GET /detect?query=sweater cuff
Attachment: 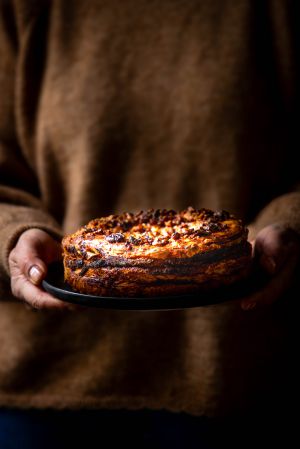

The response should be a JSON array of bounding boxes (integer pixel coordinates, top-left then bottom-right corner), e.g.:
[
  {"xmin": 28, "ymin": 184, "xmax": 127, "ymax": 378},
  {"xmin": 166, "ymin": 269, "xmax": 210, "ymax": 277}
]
[
  {"xmin": 248, "ymin": 192, "xmax": 300, "ymax": 241},
  {"xmin": 1, "ymin": 221, "xmax": 62, "ymax": 277}
]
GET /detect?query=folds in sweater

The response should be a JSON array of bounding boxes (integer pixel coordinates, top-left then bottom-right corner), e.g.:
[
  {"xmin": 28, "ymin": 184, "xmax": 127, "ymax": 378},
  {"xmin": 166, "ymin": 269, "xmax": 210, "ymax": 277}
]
[{"xmin": 0, "ymin": 0, "xmax": 299, "ymax": 415}]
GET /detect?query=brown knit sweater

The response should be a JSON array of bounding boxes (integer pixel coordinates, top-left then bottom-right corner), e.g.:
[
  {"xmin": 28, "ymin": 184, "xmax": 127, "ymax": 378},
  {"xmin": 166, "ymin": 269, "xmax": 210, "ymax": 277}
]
[{"xmin": 0, "ymin": 0, "xmax": 299, "ymax": 416}]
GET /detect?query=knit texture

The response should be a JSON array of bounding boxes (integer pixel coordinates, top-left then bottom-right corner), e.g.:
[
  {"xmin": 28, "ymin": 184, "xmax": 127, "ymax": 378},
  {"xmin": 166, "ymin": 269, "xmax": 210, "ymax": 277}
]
[{"xmin": 0, "ymin": 0, "xmax": 299, "ymax": 415}]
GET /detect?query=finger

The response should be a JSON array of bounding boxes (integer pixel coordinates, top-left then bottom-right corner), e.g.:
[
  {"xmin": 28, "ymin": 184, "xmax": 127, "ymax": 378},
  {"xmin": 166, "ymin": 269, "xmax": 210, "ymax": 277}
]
[
  {"xmin": 14, "ymin": 228, "xmax": 62, "ymax": 263},
  {"xmin": 254, "ymin": 226, "xmax": 300, "ymax": 275},
  {"xmin": 9, "ymin": 230, "xmax": 62, "ymax": 286},
  {"xmin": 9, "ymin": 247, "xmax": 47, "ymax": 286},
  {"xmin": 7, "ymin": 230, "xmax": 78, "ymax": 311},
  {"xmin": 33, "ymin": 233, "xmax": 62, "ymax": 263},
  {"xmin": 12, "ymin": 274, "xmax": 80, "ymax": 311},
  {"xmin": 241, "ymin": 251, "xmax": 299, "ymax": 311}
]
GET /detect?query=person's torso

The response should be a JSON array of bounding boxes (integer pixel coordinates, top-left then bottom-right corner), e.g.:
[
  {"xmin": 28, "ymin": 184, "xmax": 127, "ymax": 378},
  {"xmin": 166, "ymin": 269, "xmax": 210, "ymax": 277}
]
[{"xmin": 15, "ymin": 0, "xmax": 296, "ymax": 233}]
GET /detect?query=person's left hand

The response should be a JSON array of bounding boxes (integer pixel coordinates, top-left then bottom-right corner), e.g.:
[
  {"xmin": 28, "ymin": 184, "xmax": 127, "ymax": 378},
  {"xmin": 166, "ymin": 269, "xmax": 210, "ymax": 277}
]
[{"xmin": 241, "ymin": 224, "xmax": 300, "ymax": 311}]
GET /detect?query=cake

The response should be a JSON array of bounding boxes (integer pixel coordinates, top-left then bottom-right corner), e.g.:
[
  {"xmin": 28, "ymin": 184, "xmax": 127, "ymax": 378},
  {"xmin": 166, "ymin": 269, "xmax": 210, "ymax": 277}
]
[{"xmin": 62, "ymin": 207, "xmax": 252, "ymax": 297}]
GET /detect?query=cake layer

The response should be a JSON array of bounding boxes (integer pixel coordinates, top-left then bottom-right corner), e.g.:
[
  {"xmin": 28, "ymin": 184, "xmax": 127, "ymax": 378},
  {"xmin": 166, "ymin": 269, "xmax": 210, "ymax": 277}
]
[{"xmin": 62, "ymin": 207, "xmax": 252, "ymax": 297}]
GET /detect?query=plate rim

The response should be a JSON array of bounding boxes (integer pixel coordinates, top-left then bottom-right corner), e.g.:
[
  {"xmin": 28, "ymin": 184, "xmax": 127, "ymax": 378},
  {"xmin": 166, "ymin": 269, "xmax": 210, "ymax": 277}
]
[{"xmin": 42, "ymin": 262, "xmax": 260, "ymax": 311}]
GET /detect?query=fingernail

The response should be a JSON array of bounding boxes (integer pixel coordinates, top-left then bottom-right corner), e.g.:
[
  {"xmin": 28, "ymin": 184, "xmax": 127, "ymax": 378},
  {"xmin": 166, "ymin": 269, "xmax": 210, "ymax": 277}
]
[
  {"xmin": 28, "ymin": 265, "xmax": 43, "ymax": 285},
  {"xmin": 242, "ymin": 301, "xmax": 257, "ymax": 311}
]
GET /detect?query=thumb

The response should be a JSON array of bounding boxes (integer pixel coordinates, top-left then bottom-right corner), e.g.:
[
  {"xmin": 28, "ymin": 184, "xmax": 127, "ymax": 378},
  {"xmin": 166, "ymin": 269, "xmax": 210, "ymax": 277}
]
[{"xmin": 10, "ymin": 228, "xmax": 61, "ymax": 286}]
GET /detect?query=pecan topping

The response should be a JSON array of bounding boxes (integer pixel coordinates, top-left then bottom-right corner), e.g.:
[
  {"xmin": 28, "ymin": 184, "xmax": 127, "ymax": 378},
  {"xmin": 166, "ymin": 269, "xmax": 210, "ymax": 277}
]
[
  {"xmin": 157, "ymin": 238, "xmax": 168, "ymax": 246},
  {"xmin": 145, "ymin": 235, "xmax": 154, "ymax": 244},
  {"xmin": 125, "ymin": 242, "xmax": 133, "ymax": 250},
  {"xmin": 212, "ymin": 210, "xmax": 230, "ymax": 221},
  {"xmin": 203, "ymin": 222, "xmax": 223, "ymax": 232},
  {"xmin": 128, "ymin": 236, "xmax": 141, "ymax": 245},
  {"xmin": 106, "ymin": 233, "xmax": 125, "ymax": 243},
  {"xmin": 120, "ymin": 221, "xmax": 132, "ymax": 231}
]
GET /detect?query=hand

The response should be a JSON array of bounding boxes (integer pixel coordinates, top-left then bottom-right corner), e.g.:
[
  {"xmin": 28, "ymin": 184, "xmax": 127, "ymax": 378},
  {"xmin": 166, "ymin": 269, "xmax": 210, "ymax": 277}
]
[
  {"xmin": 241, "ymin": 224, "xmax": 300, "ymax": 311},
  {"xmin": 8, "ymin": 228, "xmax": 76, "ymax": 310}
]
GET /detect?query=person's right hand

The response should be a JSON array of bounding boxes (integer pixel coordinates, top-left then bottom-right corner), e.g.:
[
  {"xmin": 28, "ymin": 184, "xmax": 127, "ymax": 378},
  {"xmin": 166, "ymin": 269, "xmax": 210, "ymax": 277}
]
[{"xmin": 8, "ymin": 228, "xmax": 76, "ymax": 310}]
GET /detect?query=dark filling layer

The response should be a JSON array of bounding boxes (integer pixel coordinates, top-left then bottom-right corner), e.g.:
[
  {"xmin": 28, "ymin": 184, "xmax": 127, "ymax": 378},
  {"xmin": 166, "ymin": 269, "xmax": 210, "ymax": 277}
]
[{"xmin": 66, "ymin": 241, "xmax": 251, "ymax": 276}]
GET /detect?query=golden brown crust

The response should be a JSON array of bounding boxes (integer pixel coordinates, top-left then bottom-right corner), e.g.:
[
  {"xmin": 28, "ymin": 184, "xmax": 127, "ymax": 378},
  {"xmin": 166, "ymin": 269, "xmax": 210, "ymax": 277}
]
[{"xmin": 62, "ymin": 207, "xmax": 252, "ymax": 297}]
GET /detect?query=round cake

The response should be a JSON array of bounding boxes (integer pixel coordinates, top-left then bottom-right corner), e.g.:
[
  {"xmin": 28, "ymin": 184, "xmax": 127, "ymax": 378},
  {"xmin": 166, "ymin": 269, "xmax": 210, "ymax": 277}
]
[{"xmin": 62, "ymin": 207, "xmax": 252, "ymax": 297}]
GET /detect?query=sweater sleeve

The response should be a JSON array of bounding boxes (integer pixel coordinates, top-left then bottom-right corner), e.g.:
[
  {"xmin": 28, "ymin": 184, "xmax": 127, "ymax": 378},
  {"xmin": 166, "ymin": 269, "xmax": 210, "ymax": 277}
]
[
  {"xmin": 0, "ymin": 2, "xmax": 62, "ymax": 283},
  {"xmin": 248, "ymin": 192, "xmax": 300, "ymax": 241}
]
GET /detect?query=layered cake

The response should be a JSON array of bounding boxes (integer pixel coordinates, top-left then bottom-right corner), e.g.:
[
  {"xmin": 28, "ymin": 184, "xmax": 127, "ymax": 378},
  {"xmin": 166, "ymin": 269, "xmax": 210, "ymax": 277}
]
[{"xmin": 62, "ymin": 207, "xmax": 252, "ymax": 297}]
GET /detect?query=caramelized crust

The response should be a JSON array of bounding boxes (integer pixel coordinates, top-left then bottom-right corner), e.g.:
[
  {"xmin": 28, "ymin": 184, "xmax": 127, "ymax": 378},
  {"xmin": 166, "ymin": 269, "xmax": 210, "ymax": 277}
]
[{"xmin": 62, "ymin": 207, "xmax": 252, "ymax": 297}]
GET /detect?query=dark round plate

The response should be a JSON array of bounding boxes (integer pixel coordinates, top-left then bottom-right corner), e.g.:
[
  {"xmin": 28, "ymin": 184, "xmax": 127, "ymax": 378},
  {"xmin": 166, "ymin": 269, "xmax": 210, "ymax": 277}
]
[{"xmin": 42, "ymin": 262, "xmax": 265, "ymax": 311}]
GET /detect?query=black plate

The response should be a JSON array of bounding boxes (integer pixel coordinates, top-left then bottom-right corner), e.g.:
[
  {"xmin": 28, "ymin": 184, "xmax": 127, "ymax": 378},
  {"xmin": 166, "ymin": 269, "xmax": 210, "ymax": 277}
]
[{"xmin": 42, "ymin": 262, "xmax": 264, "ymax": 311}]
